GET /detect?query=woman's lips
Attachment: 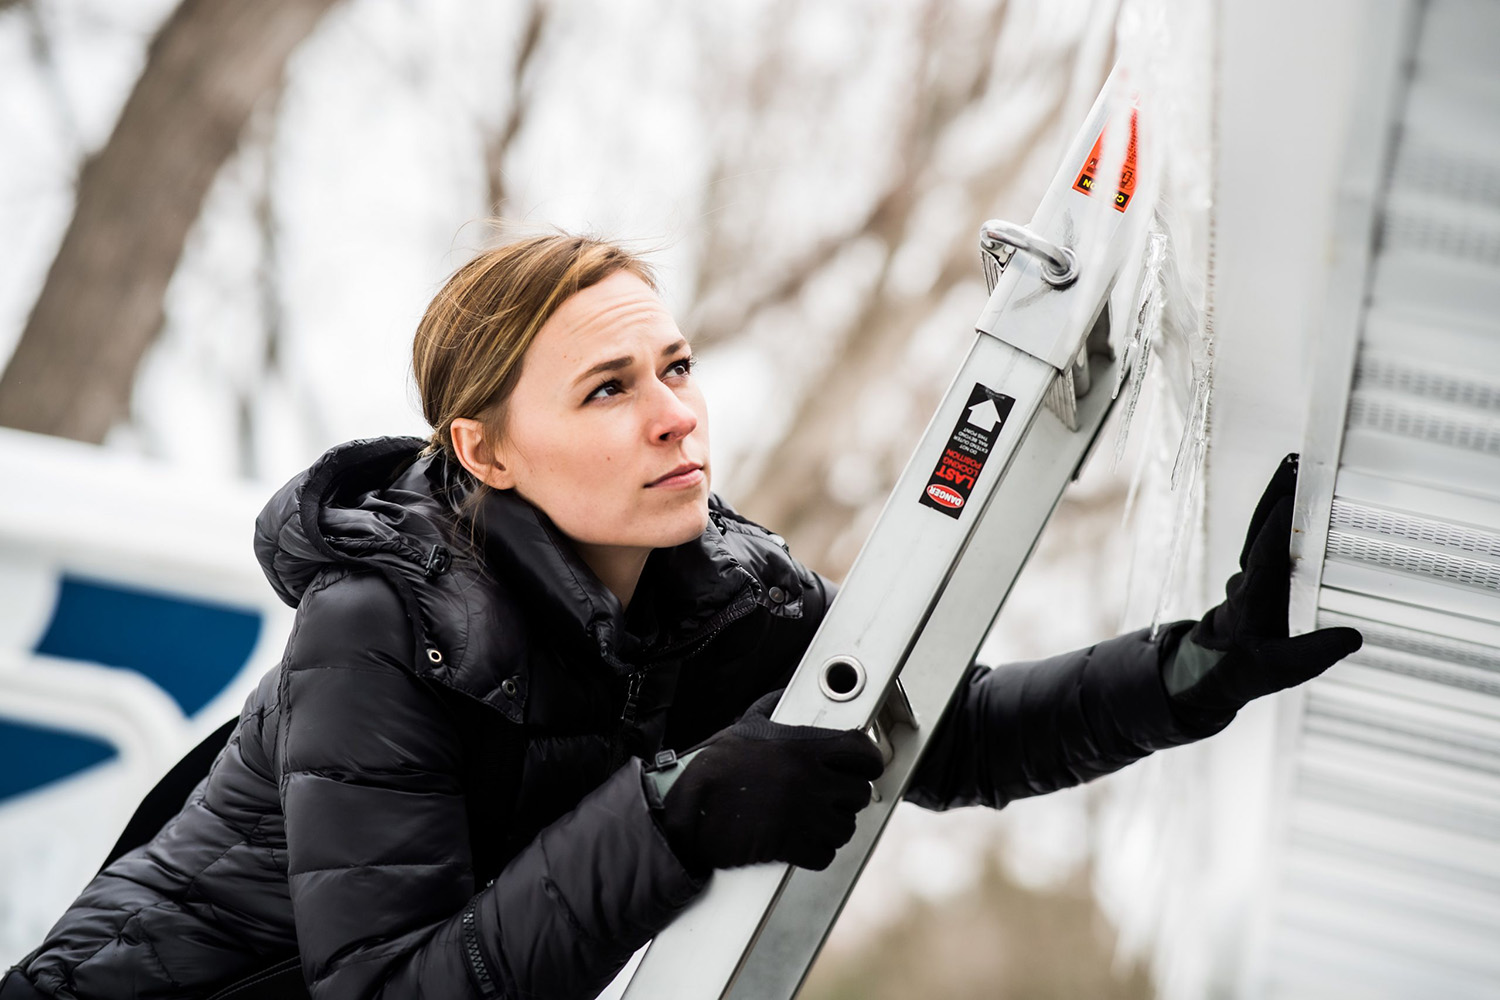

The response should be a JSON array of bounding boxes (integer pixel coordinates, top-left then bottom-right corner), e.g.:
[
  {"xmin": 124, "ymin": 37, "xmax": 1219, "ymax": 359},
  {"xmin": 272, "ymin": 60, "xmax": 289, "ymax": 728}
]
[{"xmin": 648, "ymin": 466, "xmax": 705, "ymax": 488}]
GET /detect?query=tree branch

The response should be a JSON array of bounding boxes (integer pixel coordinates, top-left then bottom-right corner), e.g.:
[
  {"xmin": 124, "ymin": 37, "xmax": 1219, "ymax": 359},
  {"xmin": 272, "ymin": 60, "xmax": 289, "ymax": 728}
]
[
  {"xmin": 0, "ymin": 0, "xmax": 344, "ymax": 443},
  {"xmin": 737, "ymin": 15, "xmax": 1086, "ymax": 576},
  {"xmin": 485, "ymin": 0, "xmax": 548, "ymax": 216}
]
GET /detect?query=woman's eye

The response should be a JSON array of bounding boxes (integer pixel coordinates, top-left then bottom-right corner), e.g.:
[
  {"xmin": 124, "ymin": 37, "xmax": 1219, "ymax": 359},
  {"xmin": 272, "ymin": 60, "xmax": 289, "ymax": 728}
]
[
  {"xmin": 586, "ymin": 379, "xmax": 623, "ymax": 402},
  {"xmin": 666, "ymin": 356, "xmax": 696, "ymax": 378}
]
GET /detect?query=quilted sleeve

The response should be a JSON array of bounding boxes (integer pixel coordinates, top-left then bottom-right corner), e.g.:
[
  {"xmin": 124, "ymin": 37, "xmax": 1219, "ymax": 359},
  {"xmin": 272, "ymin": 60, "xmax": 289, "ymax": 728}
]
[
  {"xmin": 904, "ymin": 622, "xmax": 1229, "ymax": 810},
  {"xmin": 279, "ymin": 571, "xmax": 703, "ymax": 999}
]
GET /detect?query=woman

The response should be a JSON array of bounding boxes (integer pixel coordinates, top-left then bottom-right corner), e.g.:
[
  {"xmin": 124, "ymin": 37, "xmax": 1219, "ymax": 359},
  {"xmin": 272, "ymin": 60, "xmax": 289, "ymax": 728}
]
[{"xmin": 5, "ymin": 234, "xmax": 1361, "ymax": 999}]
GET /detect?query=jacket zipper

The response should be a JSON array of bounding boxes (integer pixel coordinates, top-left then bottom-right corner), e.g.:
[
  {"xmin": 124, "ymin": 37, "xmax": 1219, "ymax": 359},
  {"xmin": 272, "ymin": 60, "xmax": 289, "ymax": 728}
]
[
  {"xmin": 462, "ymin": 898, "xmax": 500, "ymax": 998},
  {"xmin": 641, "ymin": 592, "xmax": 761, "ymax": 664},
  {"xmin": 620, "ymin": 669, "xmax": 648, "ymax": 727},
  {"xmin": 619, "ymin": 594, "xmax": 760, "ymax": 727}
]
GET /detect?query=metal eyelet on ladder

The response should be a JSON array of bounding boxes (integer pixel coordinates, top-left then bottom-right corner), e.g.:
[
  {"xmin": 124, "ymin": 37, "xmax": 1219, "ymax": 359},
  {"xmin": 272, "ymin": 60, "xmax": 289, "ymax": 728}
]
[
  {"xmin": 817, "ymin": 657, "xmax": 866, "ymax": 702},
  {"xmin": 979, "ymin": 219, "xmax": 1079, "ymax": 288}
]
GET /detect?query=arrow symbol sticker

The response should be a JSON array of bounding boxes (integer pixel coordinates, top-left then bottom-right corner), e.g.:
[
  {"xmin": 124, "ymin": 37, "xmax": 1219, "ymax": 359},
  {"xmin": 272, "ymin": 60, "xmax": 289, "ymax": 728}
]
[{"xmin": 966, "ymin": 398, "xmax": 1002, "ymax": 431}]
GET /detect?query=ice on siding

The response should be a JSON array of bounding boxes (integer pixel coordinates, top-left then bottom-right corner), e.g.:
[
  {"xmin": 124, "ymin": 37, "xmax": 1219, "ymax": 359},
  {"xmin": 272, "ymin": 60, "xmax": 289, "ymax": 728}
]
[{"xmin": 1084, "ymin": 1, "xmax": 1223, "ymax": 997}]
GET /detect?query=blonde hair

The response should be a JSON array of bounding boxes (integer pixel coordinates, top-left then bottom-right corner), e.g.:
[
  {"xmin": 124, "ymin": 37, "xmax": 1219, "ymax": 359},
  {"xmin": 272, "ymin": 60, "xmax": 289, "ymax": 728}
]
[{"xmin": 413, "ymin": 232, "xmax": 657, "ymax": 472}]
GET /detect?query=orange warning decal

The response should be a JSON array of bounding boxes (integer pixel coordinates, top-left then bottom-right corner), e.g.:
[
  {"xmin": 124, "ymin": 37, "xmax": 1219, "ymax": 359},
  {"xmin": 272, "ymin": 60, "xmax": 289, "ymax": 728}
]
[{"xmin": 1073, "ymin": 108, "xmax": 1138, "ymax": 212}]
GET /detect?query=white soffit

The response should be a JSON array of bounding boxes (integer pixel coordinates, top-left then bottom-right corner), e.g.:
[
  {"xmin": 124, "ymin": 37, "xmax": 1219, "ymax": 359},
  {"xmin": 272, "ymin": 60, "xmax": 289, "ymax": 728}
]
[{"xmin": 1256, "ymin": 0, "xmax": 1500, "ymax": 995}]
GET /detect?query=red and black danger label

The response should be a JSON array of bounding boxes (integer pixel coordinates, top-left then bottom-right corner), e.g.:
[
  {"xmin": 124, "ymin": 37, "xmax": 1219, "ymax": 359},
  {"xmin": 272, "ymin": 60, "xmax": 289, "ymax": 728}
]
[
  {"xmin": 919, "ymin": 384, "xmax": 1015, "ymax": 519},
  {"xmin": 1073, "ymin": 108, "xmax": 1138, "ymax": 212}
]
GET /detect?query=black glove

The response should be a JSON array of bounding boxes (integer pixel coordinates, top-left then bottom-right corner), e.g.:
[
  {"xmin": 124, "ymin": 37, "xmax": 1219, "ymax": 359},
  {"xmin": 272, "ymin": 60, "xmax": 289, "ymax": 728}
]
[
  {"xmin": 1166, "ymin": 453, "xmax": 1363, "ymax": 730},
  {"xmin": 647, "ymin": 691, "xmax": 884, "ymax": 874}
]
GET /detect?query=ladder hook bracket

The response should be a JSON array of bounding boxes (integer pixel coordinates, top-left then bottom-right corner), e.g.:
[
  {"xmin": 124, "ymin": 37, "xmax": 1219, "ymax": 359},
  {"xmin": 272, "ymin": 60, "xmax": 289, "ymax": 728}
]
[{"xmin": 980, "ymin": 219, "xmax": 1079, "ymax": 288}]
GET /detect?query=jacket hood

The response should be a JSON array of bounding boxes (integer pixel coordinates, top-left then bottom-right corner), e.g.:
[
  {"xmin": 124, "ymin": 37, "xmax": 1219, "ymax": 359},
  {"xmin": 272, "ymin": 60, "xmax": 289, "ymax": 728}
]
[{"xmin": 253, "ymin": 437, "xmax": 807, "ymax": 710}]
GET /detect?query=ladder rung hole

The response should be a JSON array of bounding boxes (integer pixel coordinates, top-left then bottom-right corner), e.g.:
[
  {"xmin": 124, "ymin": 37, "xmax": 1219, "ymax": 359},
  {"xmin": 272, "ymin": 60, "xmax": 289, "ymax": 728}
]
[{"xmin": 820, "ymin": 658, "xmax": 866, "ymax": 702}]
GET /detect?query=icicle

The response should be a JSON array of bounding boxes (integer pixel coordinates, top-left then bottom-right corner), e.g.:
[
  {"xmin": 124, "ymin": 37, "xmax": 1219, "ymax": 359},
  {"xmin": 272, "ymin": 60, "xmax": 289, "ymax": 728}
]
[{"xmin": 1110, "ymin": 226, "xmax": 1170, "ymax": 470}]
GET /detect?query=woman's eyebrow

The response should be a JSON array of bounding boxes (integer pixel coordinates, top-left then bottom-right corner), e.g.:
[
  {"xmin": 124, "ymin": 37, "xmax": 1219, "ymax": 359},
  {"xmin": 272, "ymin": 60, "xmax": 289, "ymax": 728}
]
[
  {"xmin": 573, "ymin": 356, "xmax": 631, "ymax": 386},
  {"xmin": 571, "ymin": 339, "xmax": 689, "ymax": 386}
]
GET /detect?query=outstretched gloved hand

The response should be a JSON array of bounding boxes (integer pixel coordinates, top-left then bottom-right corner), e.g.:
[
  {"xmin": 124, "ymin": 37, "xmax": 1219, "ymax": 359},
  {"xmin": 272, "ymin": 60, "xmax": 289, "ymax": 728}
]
[
  {"xmin": 646, "ymin": 690, "xmax": 884, "ymax": 874},
  {"xmin": 1166, "ymin": 453, "xmax": 1364, "ymax": 731}
]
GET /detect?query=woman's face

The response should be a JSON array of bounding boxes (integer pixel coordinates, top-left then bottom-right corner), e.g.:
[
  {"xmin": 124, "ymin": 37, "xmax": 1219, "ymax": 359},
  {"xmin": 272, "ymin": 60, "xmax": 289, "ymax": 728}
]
[{"xmin": 487, "ymin": 270, "xmax": 711, "ymax": 554}]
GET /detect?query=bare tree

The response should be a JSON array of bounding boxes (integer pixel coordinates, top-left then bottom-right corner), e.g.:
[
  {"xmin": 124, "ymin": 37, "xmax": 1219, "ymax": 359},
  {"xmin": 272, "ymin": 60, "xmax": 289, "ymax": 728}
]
[
  {"xmin": 695, "ymin": 3, "xmax": 1101, "ymax": 576},
  {"xmin": 0, "ymin": 0, "xmax": 344, "ymax": 443}
]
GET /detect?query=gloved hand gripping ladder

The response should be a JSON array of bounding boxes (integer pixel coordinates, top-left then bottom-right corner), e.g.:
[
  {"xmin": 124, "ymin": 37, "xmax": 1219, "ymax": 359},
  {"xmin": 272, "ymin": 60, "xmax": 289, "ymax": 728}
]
[{"xmin": 621, "ymin": 67, "xmax": 1146, "ymax": 1000}]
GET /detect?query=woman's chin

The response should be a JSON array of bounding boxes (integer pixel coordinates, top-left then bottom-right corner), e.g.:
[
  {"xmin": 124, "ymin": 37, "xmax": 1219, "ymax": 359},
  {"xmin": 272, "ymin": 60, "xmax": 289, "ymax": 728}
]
[{"xmin": 656, "ymin": 500, "xmax": 711, "ymax": 548}]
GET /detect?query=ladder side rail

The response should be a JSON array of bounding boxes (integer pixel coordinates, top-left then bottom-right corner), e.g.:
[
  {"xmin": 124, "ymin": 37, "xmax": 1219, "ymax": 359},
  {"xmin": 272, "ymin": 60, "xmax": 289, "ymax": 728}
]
[
  {"xmin": 620, "ymin": 337, "xmax": 1056, "ymax": 999},
  {"xmin": 727, "ymin": 345, "xmax": 1124, "ymax": 999}
]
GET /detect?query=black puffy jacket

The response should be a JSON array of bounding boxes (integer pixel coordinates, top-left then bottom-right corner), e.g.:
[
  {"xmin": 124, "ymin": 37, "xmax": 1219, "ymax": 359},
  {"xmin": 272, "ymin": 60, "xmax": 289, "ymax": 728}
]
[{"xmin": 15, "ymin": 437, "xmax": 1213, "ymax": 999}]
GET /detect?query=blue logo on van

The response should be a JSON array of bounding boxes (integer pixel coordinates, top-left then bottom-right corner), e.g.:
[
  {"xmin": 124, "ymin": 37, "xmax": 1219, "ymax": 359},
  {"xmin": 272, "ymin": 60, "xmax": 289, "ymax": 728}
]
[{"xmin": 0, "ymin": 575, "xmax": 261, "ymax": 803}]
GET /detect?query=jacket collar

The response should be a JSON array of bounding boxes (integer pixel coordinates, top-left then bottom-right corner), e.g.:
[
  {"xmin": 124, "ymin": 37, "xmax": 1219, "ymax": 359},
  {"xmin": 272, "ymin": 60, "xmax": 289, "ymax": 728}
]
[
  {"xmin": 256, "ymin": 437, "xmax": 766, "ymax": 684},
  {"xmin": 473, "ymin": 485, "xmax": 761, "ymax": 671}
]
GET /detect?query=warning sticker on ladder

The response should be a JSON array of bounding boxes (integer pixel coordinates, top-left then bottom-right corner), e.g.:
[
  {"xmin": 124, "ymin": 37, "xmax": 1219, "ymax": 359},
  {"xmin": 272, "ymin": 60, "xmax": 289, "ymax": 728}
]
[
  {"xmin": 919, "ymin": 384, "xmax": 1015, "ymax": 518},
  {"xmin": 1073, "ymin": 108, "xmax": 1138, "ymax": 211}
]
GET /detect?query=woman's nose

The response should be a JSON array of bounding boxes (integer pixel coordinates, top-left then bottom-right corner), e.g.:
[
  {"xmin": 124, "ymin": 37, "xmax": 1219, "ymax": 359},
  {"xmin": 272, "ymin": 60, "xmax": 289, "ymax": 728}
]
[{"xmin": 648, "ymin": 383, "xmax": 698, "ymax": 443}]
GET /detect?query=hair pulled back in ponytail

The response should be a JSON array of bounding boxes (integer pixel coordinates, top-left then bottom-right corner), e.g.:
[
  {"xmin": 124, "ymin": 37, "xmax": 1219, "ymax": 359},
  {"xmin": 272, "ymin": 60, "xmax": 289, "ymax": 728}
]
[{"xmin": 412, "ymin": 232, "xmax": 658, "ymax": 477}]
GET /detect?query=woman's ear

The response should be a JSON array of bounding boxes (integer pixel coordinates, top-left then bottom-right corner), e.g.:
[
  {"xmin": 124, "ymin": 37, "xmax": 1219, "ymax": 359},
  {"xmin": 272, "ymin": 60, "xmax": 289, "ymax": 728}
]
[{"xmin": 450, "ymin": 417, "xmax": 517, "ymax": 490}]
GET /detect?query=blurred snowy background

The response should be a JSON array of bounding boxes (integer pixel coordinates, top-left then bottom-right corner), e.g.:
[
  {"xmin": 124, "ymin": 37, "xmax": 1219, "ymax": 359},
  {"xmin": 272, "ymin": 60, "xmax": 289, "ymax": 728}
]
[{"xmin": 0, "ymin": 0, "xmax": 1213, "ymax": 994}]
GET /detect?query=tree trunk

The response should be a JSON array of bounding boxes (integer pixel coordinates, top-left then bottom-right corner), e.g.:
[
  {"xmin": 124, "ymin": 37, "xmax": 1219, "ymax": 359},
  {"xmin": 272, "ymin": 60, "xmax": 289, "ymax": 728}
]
[{"xmin": 0, "ymin": 0, "xmax": 343, "ymax": 443}]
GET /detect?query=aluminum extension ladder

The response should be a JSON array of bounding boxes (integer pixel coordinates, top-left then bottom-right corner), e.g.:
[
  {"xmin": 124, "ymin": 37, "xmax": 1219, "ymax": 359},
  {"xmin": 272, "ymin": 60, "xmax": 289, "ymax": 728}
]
[{"xmin": 620, "ymin": 67, "xmax": 1149, "ymax": 1000}]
